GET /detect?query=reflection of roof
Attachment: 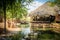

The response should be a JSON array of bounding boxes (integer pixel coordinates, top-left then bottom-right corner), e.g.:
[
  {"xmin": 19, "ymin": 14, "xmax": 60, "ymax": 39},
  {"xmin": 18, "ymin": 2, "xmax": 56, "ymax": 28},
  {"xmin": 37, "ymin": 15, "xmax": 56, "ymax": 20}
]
[{"xmin": 28, "ymin": 2, "xmax": 59, "ymax": 16}]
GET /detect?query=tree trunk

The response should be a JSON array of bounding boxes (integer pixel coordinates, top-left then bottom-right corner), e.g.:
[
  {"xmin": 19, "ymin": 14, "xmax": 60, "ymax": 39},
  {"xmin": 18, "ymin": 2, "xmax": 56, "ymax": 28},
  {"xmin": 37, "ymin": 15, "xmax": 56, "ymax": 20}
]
[{"xmin": 3, "ymin": 0, "xmax": 6, "ymax": 33}]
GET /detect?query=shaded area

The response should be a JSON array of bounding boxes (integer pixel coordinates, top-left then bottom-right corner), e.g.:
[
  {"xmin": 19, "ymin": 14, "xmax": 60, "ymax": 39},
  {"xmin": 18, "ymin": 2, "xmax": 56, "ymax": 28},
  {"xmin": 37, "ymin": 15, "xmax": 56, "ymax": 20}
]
[{"xmin": 28, "ymin": 30, "xmax": 60, "ymax": 40}]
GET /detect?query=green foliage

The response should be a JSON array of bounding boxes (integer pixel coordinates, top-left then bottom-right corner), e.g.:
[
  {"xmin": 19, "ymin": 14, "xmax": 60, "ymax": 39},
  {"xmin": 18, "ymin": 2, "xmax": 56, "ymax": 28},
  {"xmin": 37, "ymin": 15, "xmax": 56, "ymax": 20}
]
[
  {"xmin": 0, "ymin": 0, "xmax": 33, "ymax": 33},
  {"xmin": 6, "ymin": 3, "xmax": 28, "ymax": 19},
  {"xmin": 30, "ymin": 30, "xmax": 60, "ymax": 40},
  {"xmin": 48, "ymin": 0, "xmax": 60, "ymax": 7},
  {"xmin": 11, "ymin": 32, "xmax": 25, "ymax": 40},
  {"xmin": 5, "ymin": 32, "xmax": 25, "ymax": 40},
  {"xmin": 0, "ymin": 0, "xmax": 33, "ymax": 19}
]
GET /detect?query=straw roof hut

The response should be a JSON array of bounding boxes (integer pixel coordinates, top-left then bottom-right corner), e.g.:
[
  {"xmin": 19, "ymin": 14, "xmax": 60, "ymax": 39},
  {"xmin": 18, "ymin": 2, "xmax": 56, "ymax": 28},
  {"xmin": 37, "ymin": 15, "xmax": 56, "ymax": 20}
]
[
  {"xmin": 28, "ymin": 2, "xmax": 59, "ymax": 22},
  {"xmin": 29, "ymin": 2, "xmax": 59, "ymax": 16}
]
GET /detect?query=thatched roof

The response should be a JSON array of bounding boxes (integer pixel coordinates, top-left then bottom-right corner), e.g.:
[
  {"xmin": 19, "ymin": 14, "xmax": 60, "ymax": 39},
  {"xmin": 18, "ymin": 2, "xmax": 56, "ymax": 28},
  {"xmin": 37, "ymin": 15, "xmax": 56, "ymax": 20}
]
[{"xmin": 28, "ymin": 2, "xmax": 59, "ymax": 17}]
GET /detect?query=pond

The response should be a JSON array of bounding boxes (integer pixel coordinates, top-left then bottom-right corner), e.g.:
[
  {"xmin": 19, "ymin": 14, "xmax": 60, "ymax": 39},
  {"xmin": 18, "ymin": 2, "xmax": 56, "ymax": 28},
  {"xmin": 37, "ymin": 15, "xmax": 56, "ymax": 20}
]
[
  {"xmin": 0, "ymin": 23, "xmax": 60, "ymax": 40},
  {"xmin": 21, "ymin": 24, "xmax": 31, "ymax": 35},
  {"xmin": 20, "ymin": 24, "xmax": 60, "ymax": 40}
]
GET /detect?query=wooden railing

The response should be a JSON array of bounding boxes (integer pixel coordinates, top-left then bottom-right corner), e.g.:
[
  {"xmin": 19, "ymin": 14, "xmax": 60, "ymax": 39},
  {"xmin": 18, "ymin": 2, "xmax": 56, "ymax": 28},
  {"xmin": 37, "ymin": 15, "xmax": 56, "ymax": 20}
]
[
  {"xmin": 30, "ymin": 21, "xmax": 60, "ymax": 31},
  {"xmin": 30, "ymin": 21, "xmax": 50, "ymax": 23}
]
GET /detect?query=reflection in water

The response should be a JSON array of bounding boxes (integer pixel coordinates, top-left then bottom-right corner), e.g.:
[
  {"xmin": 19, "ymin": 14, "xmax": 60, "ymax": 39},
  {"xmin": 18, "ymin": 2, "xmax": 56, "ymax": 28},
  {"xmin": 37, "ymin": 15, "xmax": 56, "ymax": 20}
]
[
  {"xmin": 20, "ymin": 23, "xmax": 60, "ymax": 40},
  {"xmin": 0, "ymin": 23, "xmax": 60, "ymax": 40},
  {"xmin": 21, "ymin": 24, "xmax": 31, "ymax": 35},
  {"xmin": 21, "ymin": 27, "xmax": 30, "ymax": 35}
]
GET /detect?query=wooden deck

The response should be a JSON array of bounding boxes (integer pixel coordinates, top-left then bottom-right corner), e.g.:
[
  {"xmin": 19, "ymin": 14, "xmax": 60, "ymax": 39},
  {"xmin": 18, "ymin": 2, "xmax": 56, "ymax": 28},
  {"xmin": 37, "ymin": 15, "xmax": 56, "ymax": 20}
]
[{"xmin": 30, "ymin": 21, "xmax": 60, "ymax": 32}]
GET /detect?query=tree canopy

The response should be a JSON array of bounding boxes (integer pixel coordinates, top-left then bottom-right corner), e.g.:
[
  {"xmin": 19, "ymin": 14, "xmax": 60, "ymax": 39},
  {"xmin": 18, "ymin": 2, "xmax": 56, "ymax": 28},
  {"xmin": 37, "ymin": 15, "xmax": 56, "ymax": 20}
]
[
  {"xmin": 49, "ymin": 0, "xmax": 60, "ymax": 7},
  {"xmin": 0, "ymin": 0, "xmax": 33, "ymax": 19},
  {"xmin": 0, "ymin": 0, "xmax": 33, "ymax": 33}
]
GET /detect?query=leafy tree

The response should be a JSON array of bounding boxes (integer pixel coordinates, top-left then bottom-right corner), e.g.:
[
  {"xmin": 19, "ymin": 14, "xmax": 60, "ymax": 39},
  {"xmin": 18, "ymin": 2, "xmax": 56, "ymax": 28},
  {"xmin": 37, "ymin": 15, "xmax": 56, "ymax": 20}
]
[
  {"xmin": 48, "ymin": 0, "xmax": 60, "ymax": 7},
  {"xmin": 0, "ymin": 0, "xmax": 33, "ymax": 33}
]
